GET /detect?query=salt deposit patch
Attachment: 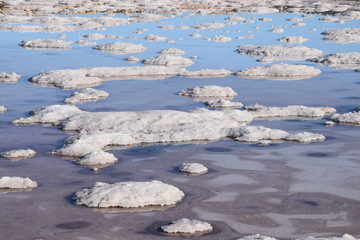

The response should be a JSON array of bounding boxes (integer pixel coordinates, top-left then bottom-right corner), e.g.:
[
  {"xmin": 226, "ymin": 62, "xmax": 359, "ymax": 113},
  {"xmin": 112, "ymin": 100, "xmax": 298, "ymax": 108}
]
[
  {"xmin": 18, "ymin": 39, "xmax": 72, "ymax": 49},
  {"xmin": 0, "ymin": 149, "xmax": 36, "ymax": 160},
  {"xmin": 179, "ymin": 163, "xmax": 208, "ymax": 175},
  {"xmin": 203, "ymin": 35, "xmax": 231, "ymax": 43},
  {"xmin": 0, "ymin": 106, "xmax": 7, "ymax": 113},
  {"xmin": 178, "ymin": 85, "xmax": 237, "ymax": 100},
  {"xmin": 143, "ymin": 35, "xmax": 166, "ymax": 42},
  {"xmin": 277, "ymin": 36, "xmax": 309, "ymax": 44},
  {"xmin": 192, "ymin": 22, "xmax": 225, "ymax": 30},
  {"xmin": 158, "ymin": 48, "xmax": 185, "ymax": 55},
  {"xmin": 161, "ymin": 218, "xmax": 212, "ymax": 236},
  {"xmin": 64, "ymin": 88, "xmax": 109, "ymax": 104},
  {"xmin": 76, "ymin": 151, "xmax": 118, "ymax": 166},
  {"xmin": 321, "ymin": 28, "xmax": 360, "ymax": 44},
  {"xmin": 236, "ymin": 233, "xmax": 358, "ymax": 240},
  {"xmin": 74, "ymin": 180, "xmax": 184, "ymax": 208},
  {"xmin": 81, "ymin": 33, "xmax": 115, "ymax": 40},
  {"xmin": 206, "ymin": 99, "xmax": 243, "ymax": 109},
  {"xmin": 268, "ymin": 28, "xmax": 284, "ymax": 34},
  {"xmin": 142, "ymin": 55, "xmax": 194, "ymax": 67},
  {"xmin": 0, "ymin": 72, "xmax": 21, "ymax": 83},
  {"xmin": 93, "ymin": 42, "xmax": 146, "ymax": 55},
  {"xmin": 188, "ymin": 33, "xmax": 201, "ymax": 38},
  {"xmin": 236, "ymin": 45, "xmax": 323, "ymax": 62},
  {"xmin": 0, "ymin": 176, "xmax": 37, "ymax": 189},
  {"xmin": 236, "ymin": 63, "xmax": 321, "ymax": 81},
  {"xmin": 237, "ymin": 7, "xmax": 279, "ymax": 14},
  {"xmin": 329, "ymin": 111, "xmax": 360, "ymax": 125},
  {"xmin": 308, "ymin": 52, "xmax": 360, "ymax": 69},
  {"xmin": 123, "ymin": 56, "xmax": 140, "ymax": 63},
  {"xmin": 75, "ymin": 40, "xmax": 96, "ymax": 46},
  {"xmin": 178, "ymin": 69, "xmax": 231, "ymax": 78}
]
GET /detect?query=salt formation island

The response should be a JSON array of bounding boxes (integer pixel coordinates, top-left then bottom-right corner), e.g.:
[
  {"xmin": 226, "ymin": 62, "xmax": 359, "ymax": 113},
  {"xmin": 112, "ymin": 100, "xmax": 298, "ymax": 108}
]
[
  {"xmin": 0, "ymin": 149, "xmax": 36, "ymax": 160},
  {"xmin": 329, "ymin": 111, "xmax": 360, "ymax": 125},
  {"xmin": 308, "ymin": 52, "xmax": 360, "ymax": 69},
  {"xmin": 0, "ymin": 176, "xmax": 37, "ymax": 190},
  {"xmin": 92, "ymin": 42, "xmax": 146, "ymax": 55},
  {"xmin": 64, "ymin": 88, "xmax": 109, "ymax": 104},
  {"xmin": 74, "ymin": 180, "xmax": 184, "ymax": 209},
  {"xmin": 178, "ymin": 85, "xmax": 237, "ymax": 100},
  {"xmin": 277, "ymin": 36, "xmax": 309, "ymax": 44},
  {"xmin": 0, "ymin": 72, "xmax": 21, "ymax": 83},
  {"xmin": 142, "ymin": 55, "xmax": 194, "ymax": 67},
  {"xmin": 19, "ymin": 39, "xmax": 73, "ymax": 49},
  {"xmin": 205, "ymin": 99, "xmax": 244, "ymax": 109},
  {"xmin": 76, "ymin": 151, "xmax": 118, "ymax": 166},
  {"xmin": 0, "ymin": 106, "xmax": 7, "ymax": 113},
  {"xmin": 179, "ymin": 163, "xmax": 208, "ymax": 175},
  {"xmin": 161, "ymin": 218, "xmax": 213, "ymax": 236},
  {"xmin": 321, "ymin": 28, "xmax": 360, "ymax": 44}
]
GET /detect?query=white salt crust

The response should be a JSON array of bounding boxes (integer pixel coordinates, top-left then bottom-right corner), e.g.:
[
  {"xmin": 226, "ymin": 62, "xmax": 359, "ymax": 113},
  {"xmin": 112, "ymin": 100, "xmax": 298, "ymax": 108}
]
[
  {"xmin": 178, "ymin": 85, "xmax": 237, "ymax": 99},
  {"xmin": 123, "ymin": 56, "xmax": 140, "ymax": 63},
  {"xmin": 81, "ymin": 33, "xmax": 115, "ymax": 40},
  {"xmin": 188, "ymin": 33, "xmax": 202, "ymax": 38},
  {"xmin": 92, "ymin": 42, "xmax": 146, "ymax": 55},
  {"xmin": 268, "ymin": 28, "xmax": 284, "ymax": 34},
  {"xmin": 329, "ymin": 111, "xmax": 360, "ymax": 125},
  {"xmin": 76, "ymin": 151, "xmax": 118, "ymax": 166},
  {"xmin": 192, "ymin": 22, "xmax": 225, "ymax": 30},
  {"xmin": 178, "ymin": 69, "xmax": 231, "ymax": 78},
  {"xmin": 205, "ymin": 100, "xmax": 244, "ymax": 109},
  {"xmin": 0, "ymin": 176, "xmax": 37, "ymax": 189},
  {"xmin": 236, "ymin": 45, "xmax": 323, "ymax": 62},
  {"xmin": 237, "ymin": 233, "xmax": 357, "ymax": 240},
  {"xmin": 161, "ymin": 218, "xmax": 212, "ymax": 234},
  {"xmin": 0, "ymin": 149, "xmax": 36, "ymax": 160},
  {"xmin": 0, "ymin": 106, "xmax": 7, "ymax": 113},
  {"xmin": 143, "ymin": 35, "xmax": 166, "ymax": 41},
  {"xmin": 0, "ymin": 72, "xmax": 21, "ymax": 83},
  {"xmin": 75, "ymin": 40, "xmax": 97, "ymax": 46},
  {"xmin": 321, "ymin": 28, "xmax": 360, "ymax": 44},
  {"xmin": 203, "ymin": 35, "xmax": 231, "ymax": 43},
  {"xmin": 308, "ymin": 52, "xmax": 360, "ymax": 69},
  {"xmin": 277, "ymin": 36, "xmax": 309, "ymax": 44},
  {"xmin": 74, "ymin": 180, "xmax": 184, "ymax": 208},
  {"xmin": 142, "ymin": 55, "xmax": 194, "ymax": 67},
  {"xmin": 18, "ymin": 39, "xmax": 73, "ymax": 49},
  {"xmin": 236, "ymin": 63, "xmax": 321, "ymax": 80},
  {"xmin": 158, "ymin": 48, "xmax": 185, "ymax": 55},
  {"xmin": 179, "ymin": 163, "xmax": 208, "ymax": 175},
  {"xmin": 64, "ymin": 88, "xmax": 109, "ymax": 104}
]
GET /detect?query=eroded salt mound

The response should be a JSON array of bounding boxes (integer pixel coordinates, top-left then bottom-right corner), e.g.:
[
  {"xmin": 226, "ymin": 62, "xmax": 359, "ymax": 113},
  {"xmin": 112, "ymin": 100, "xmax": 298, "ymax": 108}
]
[
  {"xmin": 277, "ymin": 36, "xmax": 309, "ymax": 44},
  {"xmin": 142, "ymin": 55, "xmax": 194, "ymax": 67},
  {"xmin": 268, "ymin": 28, "xmax": 284, "ymax": 34},
  {"xmin": 93, "ymin": 42, "xmax": 146, "ymax": 55},
  {"xmin": 0, "ymin": 72, "xmax": 21, "ymax": 83},
  {"xmin": 179, "ymin": 163, "xmax": 208, "ymax": 175},
  {"xmin": 161, "ymin": 218, "xmax": 212, "ymax": 235},
  {"xmin": 0, "ymin": 176, "xmax": 37, "ymax": 189},
  {"xmin": 329, "ymin": 111, "xmax": 360, "ymax": 125},
  {"xmin": 64, "ymin": 88, "xmax": 109, "ymax": 104},
  {"xmin": 206, "ymin": 99, "xmax": 244, "ymax": 109},
  {"xmin": 19, "ymin": 39, "xmax": 72, "ymax": 49},
  {"xmin": 77, "ymin": 151, "xmax": 118, "ymax": 166},
  {"xmin": 178, "ymin": 85, "xmax": 237, "ymax": 99},
  {"xmin": 124, "ymin": 56, "xmax": 140, "ymax": 63},
  {"xmin": 178, "ymin": 69, "xmax": 231, "ymax": 78},
  {"xmin": 82, "ymin": 33, "xmax": 115, "ymax": 40},
  {"xmin": 75, "ymin": 40, "xmax": 96, "ymax": 46},
  {"xmin": 192, "ymin": 22, "xmax": 225, "ymax": 30},
  {"xmin": 236, "ymin": 63, "xmax": 321, "ymax": 80},
  {"xmin": 236, "ymin": 45, "xmax": 323, "ymax": 62},
  {"xmin": 0, "ymin": 149, "xmax": 36, "ymax": 160},
  {"xmin": 203, "ymin": 35, "xmax": 231, "ymax": 43},
  {"xmin": 0, "ymin": 106, "xmax": 7, "ymax": 113},
  {"xmin": 158, "ymin": 48, "xmax": 185, "ymax": 55},
  {"xmin": 308, "ymin": 52, "xmax": 360, "ymax": 69},
  {"xmin": 237, "ymin": 234, "xmax": 357, "ymax": 240},
  {"xmin": 321, "ymin": 28, "xmax": 360, "ymax": 44},
  {"xmin": 143, "ymin": 35, "xmax": 166, "ymax": 41},
  {"xmin": 74, "ymin": 180, "xmax": 184, "ymax": 208}
]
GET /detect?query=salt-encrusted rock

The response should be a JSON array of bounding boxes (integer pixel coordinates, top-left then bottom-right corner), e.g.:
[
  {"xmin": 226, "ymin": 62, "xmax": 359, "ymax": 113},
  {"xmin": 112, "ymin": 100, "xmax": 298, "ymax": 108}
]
[
  {"xmin": 161, "ymin": 218, "xmax": 212, "ymax": 235},
  {"xmin": 143, "ymin": 35, "xmax": 166, "ymax": 41},
  {"xmin": 329, "ymin": 111, "xmax": 360, "ymax": 125},
  {"xmin": 123, "ymin": 56, "xmax": 140, "ymax": 63},
  {"xmin": 74, "ymin": 180, "xmax": 184, "ymax": 208},
  {"xmin": 236, "ymin": 63, "xmax": 321, "ymax": 80},
  {"xmin": 64, "ymin": 88, "xmax": 109, "ymax": 104},
  {"xmin": 0, "ymin": 72, "xmax": 21, "ymax": 83},
  {"xmin": 77, "ymin": 151, "xmax": 118, "ymax": 166},
  {"xmin": 268, "ymin": 28, "xmax": 284, "ymax": 34},
  {"xmin": 0, "ymin": 176, "xmax": 37, "ymax": 189},
  {"xmin": 308, "ymin": 52, "xmax": 360, "ymax": 69},
  {"xmin": 75, "ymin": 40, "xmax": 97, "ymax": 46},
  {"xmin": 0, "ymin": 149, "xmax": 36, "ymax": 160},
  {"xmin": 236, "ymin": 45, "xmax": 323, "ymax": 62},
  {"xmin": 277, "ymin": 36, "xmax": 309, "ymax": 44},
  {"xmin": 179, "ymin": 163, "xmax": 208, "ymax": 175},
  {"xmin": 203, "ymin": 35, "xmax": 231, "ymax": 43},
  {"xmin": 188, "ymin": 33, "xmax": 202, "ymax": 38},
  {"xmin": 206, "ymin": 99, "xmax": 244, "ymax": 109},
  {"xmin": 19, "ymin": 39, "xmax": 72, "ymax": 49},
  {"xmin": 0, "ymin": 106, "xmax": 7, "ymax": 113},
  {"xmin": 325, "ymin": 121, "xmax": 336, "ymax": 126},
  {"xmin": 158, "ymin": 48, "xmax": 185, "ymax": 55},
  {"xmin": 259, "ymin": 18, "xmax": 272, "ymax": 22},
  {"xmin": 142, "ymin": 55, "xmax": 194, "ymax": 67},
  {"xmin": 321, "ymin": 28, "xmax": 360, "ymax": 44},
  {"xmin": 93, "ymin": 42, "xmax": 146, "ymax": 55},
  {"xmin": 82, "ymin": 33, "xmax": 115, "ymax": 40},
  {"xmin": 286, "ymin": 132, "xmax": 326, "ymax": 143},
  {"xmin": 178, "ymin": 85, "xmax": 237, "ymax": 99},
  {"xmin": 178, "ymin": 69, "xmax": 231, "ymax": 78},
  {"xmin": 192, "ymin": 22, "xmax": 225, "ymax": 30}
]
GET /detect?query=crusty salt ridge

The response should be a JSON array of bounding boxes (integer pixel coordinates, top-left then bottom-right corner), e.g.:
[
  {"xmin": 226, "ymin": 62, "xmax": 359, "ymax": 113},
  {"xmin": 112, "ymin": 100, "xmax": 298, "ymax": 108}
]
[
  {"xmin": 75, "ymin": 40, "xmax": 97, "ymax": 46},
  {"xmin": 319, "ymin": 17, "xmax": 343, "ymax": 23},
  {"xmin": 268, "ymin": 28, "xmax": 284, "ymax": 34},
  {"xmin": 143, "ymin": 35, "xmax": 166, "ymax": 41},
  {"xmin": 237, "ymin": 6, "xmax": 279, "ymax": 14},
  {"xmin": 142, "ymin": 55, "xmax": 194, "ymax": 67},
  {"xmin": 206, "ymin": 100, "xmax": 244, "ymax": 109},
  {"xmin": 296, "ymin": 234, "xmax": 358, "ymax": 240},
  {"xmin": 0, "ymin": 149, "xmax": 36, "ymax": 160},
  {"xmin": 0, "ymin": 176, "xmax": 37, "ymax": 189},
  {"xmin": 329, "ymin": 111, "xmax": 360, "ymax": 125},
  {"xmin": 158, "ymin": 48, "xmax": 185, "ymax": 55},
  {"xmin": 0, "ymin": 72, "xmax": 21, "ymax": 83},
  {"xmin": 123, "ymin": 56, "xmax": 140, "ymax": 63},
  {"xmin": 19, "ymin": 39, "xmax": 72, "ymax": 49},
  {"xmin": 277, "ymin": 36, "xmax": 309, "ymax": 44},
  {"xmin": 161, "ymin": 218, "xmax": 212, "ymax": 235},
  {"xmin": 236, "ymin": 45, "xmax": 323, "ymax": 62},
  {"xmin": 236, "ymin": 234, "xmax": 277, "ymax": 240},
  {"xmin": 178, "ymin": 69, "xmax": 231, "ymax": 78},
  {"xmin": 92, "ymin": 42, "xmax": 146, "ymax": 55},
  {"xmin": 81, "ymin": 33, "xmax": 115, "ymax": 40},
  {"xmin": 203, "ymin": 35, "xmax": 232, "ymax": 43},
  {"xmin": 178, "ymin": 85, "xmax": 237, "ymax": 99},
  {"xmin": 179, "ymin": 163, "xmax": 208, "ymax": 175},
  {"xmin": 0, "ymin": 106, "xmax": 7, "ymax": 113},
  {"xmin": 308, "ymin": 52, "xmax": 360, "ymax": 69},
  {"xmin": 188, "ymin": 33, "xmax": 202, "ymax": 38},
  {"xmin": 74, "ymin": 180, "xmax": 184, "ymax": 208},
  {"xmin": 64, "ymin": 88, "xmax": 109, "ymax": 104},
  {"xmin": 236, "ymin": 63, "xmax": 321, "ymax": 81},
  {"xmin": 76, "ymin": 151, "xmax": 118, "ymax": 166},
  {"xmin": 321, "ymin": 28, "xmax": 360, "ymax": 44},
  {"xmin": 192, "ymin": 22, "xmax": 225, "ymax": 30}
]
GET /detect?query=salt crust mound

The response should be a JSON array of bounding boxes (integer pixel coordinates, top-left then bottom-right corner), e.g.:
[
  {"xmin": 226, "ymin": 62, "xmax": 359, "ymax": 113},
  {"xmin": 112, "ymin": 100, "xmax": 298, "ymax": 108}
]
[
  {"xmin": 0, "ymin": 149, "xmax": 36, "ymax": 160},
  {"xmin": 75, "ymin": 40, "xmax": 96, "ymax": 46},
  {"xmin": 236, "ymin": 63, "xmax": 321, "ymax": 80},
  {"xmin": 268, "ymin": 28, "xmax": 284, "ymax": 34},
  {"xmin": 237, "ymin": 7, "xmax": 279, "ymax": 14},
  {"xmin": 158, "ymin": 48, "xmax": 185, "ymax": 55},
  {"xmin": 236, "ymin": 233, "xmax": 357, "ymax": 240},
  {"xmin": 277, "ymin": 36, "xmax": 309, "ymax": 44},
  {"xmin": 0, "ymin": 176, "xmax": 37, "ymax": 189},
  {"xmin": 0, "ymin": 106, "xmax": 7, "ymax": 113},
  {"xmin": 203, "ymin": 35, "xmax": 231, "ymax": 43},
  {"xmin": 74, "ymin": 180, "xmax": 184, "ymax": 208},
  {"xmin": 82, "ymin": 33, "xmax": 115, "ymax": 40},
  {"xmin": 161, "ymin": 218, "xmax": 212, "ymax": 234},
  {"xmin": 329, "ymin": 111, "xmax": 360, "ymax": 125},
  {"xmin": 225, "ymin": 16, "xmax": 245, "ymax": 22},
  {"xmin": 321, "ymin": 28, "xmax": 360, "ymax": 44},
  {"xmin": 64, "ymin": 88, "xmax": 109, "ymax": 104},
  {"xmin": 0, "ymin": 72, "xmax": 21, "ymax": 83},
  {"xmin": 206, "ymin": 100, "xmax": 244, "ymax": 109},
  {"xmin": 124, "ymin": 56, "xmax": 140, "ymax": 63},
  {"xmin": 77, "ymin": 151, "xmax": 118, "ymax": 166},
  {"xmin": 236, "ymin": 45, "xmax": 323, "ymax": 62},
  {"xmin": 178, "ymin": 69, "xmax": 231, "ymax": 78},
  {"xmin": 143, "ymin": 35, "xmax": 166, "ymax": 41},
  {"xmin": 308, "ymin": 52, "xmax": 360, "ymax": 69},
  {"xmin": 92, "ymin": 42, "xmax": 146, "ymax": 55},
  {"xmin": 142, "ymin": 55, "xmax": 194, "ymax": 67},
  {"xmin": 18, "ymin": 39, "xmax": 72, "ymax": 49},
  {"xmin": 178, "ymin": 85, "xmax": 237, "ymax": 98},
  {"xmin": 192, "ymin": 22, "xmax": 225, "ymax": 30},
  {"xmin": 189, "ymin": 33, "xmax": 202, "ymax": 38},
  {"xmin": 179, "ymin": 163, "xmax": 208, "ymax": 175}
]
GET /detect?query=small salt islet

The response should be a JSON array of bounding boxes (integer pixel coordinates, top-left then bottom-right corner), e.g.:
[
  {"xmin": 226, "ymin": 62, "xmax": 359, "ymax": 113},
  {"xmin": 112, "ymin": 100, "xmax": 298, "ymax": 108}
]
[{"xmin": 0, "ymin": 149, "xmax": 36, "ymax": 160}]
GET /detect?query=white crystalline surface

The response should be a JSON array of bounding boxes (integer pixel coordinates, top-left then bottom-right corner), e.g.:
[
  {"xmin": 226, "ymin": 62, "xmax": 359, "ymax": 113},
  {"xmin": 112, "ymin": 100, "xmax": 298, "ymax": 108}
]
[
  {"xmin": 178, "ymin": 85, "xmax": 237, "ymax": 99},
  {"xmin": 178, "ymin": 69, "xmax": 231, "ymax": 78},
  {"xmin": 74, "ymin": 180, "xmax": 184, "ymax": 208},
  {"xmin": 161, "ymin": 218, "xmax": 212, "ymax": 234},
  {"xmin": 0, "ymin": 149, "xmax": 36, "ymax": 160},
  {"xmin": 237, "ymin": 234, "xmax": 357, "ymax": 240},
  {"xmin": 192, "ymin": 22, "xmax": 225, "ymax": 30},
  {"xmin": 77, "ymin": 151, "xmax": 118, "ymax": 166},
  {"xmin": 0, "ymin": 106, "xmax": 7, "ymax": 113},
  {"xmin": 277, "ymin": 36, "xmax": 309, "ymax": 44},
  {"xmin": 143, "ymin": 35, "xmax": 166, "ymax": 41},
  {"xmin": 236, "ymin": 45, "xmax": 323, "ymax": 62},
  {"xmin": 203, "ymin": 35, "xmax": 231, "ymax": 43},
  {"xmin": 158, "ymin": 48, "xmax": 185, "ymax": 55},
  {"xmin": 321, "ymin": 28, "xmax": 360, "ymax": 44},
  {"xmin": 329, "ymin": 111, "xmax": 360, "ymax": 125},
  {"xmin": 142, "ymin": 55, "xmax": 194, "ymax": 67},
  {"xmin": 64, "ymin": 88, "xmax": 109, "ymax": 104},
  {"xmin": 188, "ymin": 33, "xmax": 202, "ymax": 38},
  {"xmin": 268, "ymin": 28, "xmax": 284, "ymax": 34},
  {"xmin": 206, "ymin": 100, "xmax": 244, "ymax": 109},
  {"xmin": 0, "ymin": 176, "xmax": 37, "ymax": 189},
  {"xmin": 18, "ymin": 39, "xmax": 72, "ymax": 49},
  {"xmin": 93, "ymin": 42, "xmax": 146, "ymax": 55},
  {"xmin": 82, "ymin": 33, "xmax": 115, "ymax": 40},
  {"xmin": 179, "ymin": 163, "xmax": 208, "ymax": 175},
  {"xmin": 75, "ymin": 40, "xmax": 96, "ymax": 46},
  {"xmin": 124, "ymin": 56, "xmax": 140, "ymax": 62},
  {"xmin": 0, "ymin": 72, "xmax": 21, "ymax": 83},
  {"xmin": 308, "ymin": 52, "xmax": 360, "ymax": 69},
  {"xmin": 236, "ymin": 63, "xmax": 321, "ymax": 80}
]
